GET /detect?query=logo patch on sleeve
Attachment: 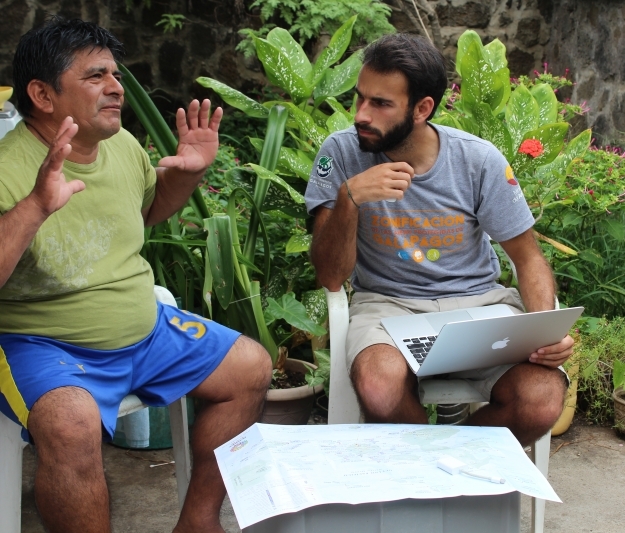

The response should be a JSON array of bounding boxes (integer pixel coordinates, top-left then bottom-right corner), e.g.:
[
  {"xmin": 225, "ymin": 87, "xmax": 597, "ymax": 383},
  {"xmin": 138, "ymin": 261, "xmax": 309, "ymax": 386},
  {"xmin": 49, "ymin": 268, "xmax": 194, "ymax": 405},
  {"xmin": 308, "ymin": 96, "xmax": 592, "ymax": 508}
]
[
  {"xmin": 316, "ymin": 155, "xmax": 334, "ymax": 178},
  {"xmin": 505, "ymin": 165, "xmax": 518, "ymax": 186}
]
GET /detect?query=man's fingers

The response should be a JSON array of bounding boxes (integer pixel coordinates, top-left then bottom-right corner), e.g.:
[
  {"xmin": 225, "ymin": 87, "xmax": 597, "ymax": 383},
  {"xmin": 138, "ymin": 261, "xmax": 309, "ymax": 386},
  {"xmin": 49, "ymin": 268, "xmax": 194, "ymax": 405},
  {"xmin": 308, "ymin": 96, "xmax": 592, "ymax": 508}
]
[
  {"xmin": 387, "ymin": 161, "xmax": 415, "ymax": 176},
  {"xmin": 208, "ymin": 105, "xmax": 223, "ymax": 131},
  {"xmin": 187, "ymin": 99, "xmax": 200, "ymax": 130},
  {"xmin": 199, "ymin": 99, "xmax": 211, "ymax": 129},
  {"xmin": 68, "ymin": 179, "xmax": 86, "ymax": 195},
  {"xmin": 175, "ymin": 107, "xmax": 189, "ymax": 137}
]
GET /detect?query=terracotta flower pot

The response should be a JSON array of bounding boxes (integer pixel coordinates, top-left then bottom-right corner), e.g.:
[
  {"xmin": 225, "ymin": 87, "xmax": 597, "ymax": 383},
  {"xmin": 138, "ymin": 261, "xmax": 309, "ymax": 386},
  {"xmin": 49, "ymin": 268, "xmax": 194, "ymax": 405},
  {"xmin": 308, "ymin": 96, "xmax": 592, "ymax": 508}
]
[
  {"xmin": 261, "ymin": 359, "xmax": 324, "ymax": 425},
  {"xmin": 612, "ymin": 387, "xmax": 625, "ymax": 438}
]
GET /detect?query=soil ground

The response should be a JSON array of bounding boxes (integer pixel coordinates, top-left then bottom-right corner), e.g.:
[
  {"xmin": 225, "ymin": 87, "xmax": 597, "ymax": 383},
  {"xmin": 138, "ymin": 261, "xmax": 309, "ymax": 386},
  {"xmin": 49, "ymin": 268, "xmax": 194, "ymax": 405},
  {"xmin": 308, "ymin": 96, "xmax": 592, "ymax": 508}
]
[{"xmin": 20, "ymin": 412, "xmax": 625, "ymax": 533}]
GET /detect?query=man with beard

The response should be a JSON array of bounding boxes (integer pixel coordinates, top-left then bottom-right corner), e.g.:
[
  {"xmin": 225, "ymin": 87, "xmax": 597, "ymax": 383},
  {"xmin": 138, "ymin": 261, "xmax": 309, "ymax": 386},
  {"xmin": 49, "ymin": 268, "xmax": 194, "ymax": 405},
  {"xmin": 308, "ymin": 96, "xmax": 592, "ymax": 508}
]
[{"xmin": 304, "ymin": 34, "xmax": 573, "ymax": 446}]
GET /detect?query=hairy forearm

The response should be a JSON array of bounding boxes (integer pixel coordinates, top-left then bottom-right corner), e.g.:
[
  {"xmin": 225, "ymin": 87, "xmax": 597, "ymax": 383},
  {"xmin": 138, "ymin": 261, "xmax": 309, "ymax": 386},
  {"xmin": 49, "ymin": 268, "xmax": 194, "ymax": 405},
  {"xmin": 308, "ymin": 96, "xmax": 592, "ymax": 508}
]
[
  {"xmin": 143, "ymin": 167, "xmax": 204, "ymax": 227},
  {"xmin": 311, "ymin": 184, "xmax": 360, "ymax": 291},
  {"xmin": 0, "ymin": 196, "xmax": 48, "ymax": 288},
  {"xmin": 516, "ymin": 254, "xmax": 556, "ymax": 312}
]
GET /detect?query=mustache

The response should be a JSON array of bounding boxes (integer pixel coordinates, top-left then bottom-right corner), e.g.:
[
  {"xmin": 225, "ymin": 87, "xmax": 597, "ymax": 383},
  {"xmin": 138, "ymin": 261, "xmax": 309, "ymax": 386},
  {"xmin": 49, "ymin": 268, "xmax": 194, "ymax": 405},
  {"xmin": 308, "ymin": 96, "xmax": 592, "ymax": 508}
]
[{"xmin": 355, "ymin": 123, "xmax": 382, "ymax": 136}]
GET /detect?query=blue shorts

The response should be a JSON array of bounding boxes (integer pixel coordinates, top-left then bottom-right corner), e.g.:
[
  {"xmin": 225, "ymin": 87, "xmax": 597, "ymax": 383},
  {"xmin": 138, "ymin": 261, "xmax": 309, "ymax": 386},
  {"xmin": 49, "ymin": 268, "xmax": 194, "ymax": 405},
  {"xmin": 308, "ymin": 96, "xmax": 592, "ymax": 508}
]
[{"xmin": 0, "ymin": 302, "xmax": 240, "ymax": 443}]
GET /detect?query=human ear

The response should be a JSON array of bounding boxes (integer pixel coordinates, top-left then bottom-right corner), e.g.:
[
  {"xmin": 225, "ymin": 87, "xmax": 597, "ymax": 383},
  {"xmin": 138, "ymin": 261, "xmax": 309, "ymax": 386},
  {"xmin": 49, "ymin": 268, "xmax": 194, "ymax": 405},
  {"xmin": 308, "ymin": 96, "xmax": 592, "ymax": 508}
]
[
  {"xmin": 413, "ymin": 96, "xmax": 435, "ymax": 124},
  {"xmin": 26, "ymin": 80, "xmax": 55, "ymax": 115}
]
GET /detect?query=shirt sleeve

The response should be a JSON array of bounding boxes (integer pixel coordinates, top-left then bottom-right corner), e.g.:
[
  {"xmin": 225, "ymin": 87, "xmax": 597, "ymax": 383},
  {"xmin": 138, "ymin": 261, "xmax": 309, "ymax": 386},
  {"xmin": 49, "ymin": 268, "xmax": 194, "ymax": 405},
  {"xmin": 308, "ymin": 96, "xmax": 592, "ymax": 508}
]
[
  {"xmin": 304, "ymin": 135, "xmax": 348, "ymax": 214},
  {"xmin": 475, "ymin": 146, "xmax": 535, "ymax": 242},
  {"xmin": 138, "ymin": 141, "xmax": 157, "ymax": 210}
]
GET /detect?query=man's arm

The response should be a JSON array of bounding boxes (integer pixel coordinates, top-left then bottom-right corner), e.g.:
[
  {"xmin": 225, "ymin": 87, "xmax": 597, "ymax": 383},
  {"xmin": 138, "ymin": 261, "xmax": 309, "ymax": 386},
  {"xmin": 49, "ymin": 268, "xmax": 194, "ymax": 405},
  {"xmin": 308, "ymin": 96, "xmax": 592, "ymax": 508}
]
[
  {"xmin": 142, "ymin": 99, "xmax": 222, "ymax": 226},
  {"xmin": 311, "ymin": 162, "xmax": 414, "ymax": 291},
  {"xmin": 0, "ymin": 117, "xmax": 85, "ymax": 288},
  {"xmin": 499, "ymin": 228, "xmax": 574, "ymax": 367}
]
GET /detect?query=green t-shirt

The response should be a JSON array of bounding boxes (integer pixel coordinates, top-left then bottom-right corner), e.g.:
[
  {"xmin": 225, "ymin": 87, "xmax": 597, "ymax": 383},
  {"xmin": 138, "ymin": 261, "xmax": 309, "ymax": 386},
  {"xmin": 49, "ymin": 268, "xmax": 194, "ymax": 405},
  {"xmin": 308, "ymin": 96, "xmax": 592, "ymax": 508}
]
[{"xmin": 0, "ymin": 122, "xmax": 158, "ymax": 349}]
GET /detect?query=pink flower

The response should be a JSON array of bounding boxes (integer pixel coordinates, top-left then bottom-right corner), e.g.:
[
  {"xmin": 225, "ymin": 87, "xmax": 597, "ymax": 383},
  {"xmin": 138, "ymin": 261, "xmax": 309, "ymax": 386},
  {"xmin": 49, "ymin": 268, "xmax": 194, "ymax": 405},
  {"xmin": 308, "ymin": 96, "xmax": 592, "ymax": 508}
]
[{"xmin": 518, "ymin": 139, "xmax": 544, "ymax": 158}]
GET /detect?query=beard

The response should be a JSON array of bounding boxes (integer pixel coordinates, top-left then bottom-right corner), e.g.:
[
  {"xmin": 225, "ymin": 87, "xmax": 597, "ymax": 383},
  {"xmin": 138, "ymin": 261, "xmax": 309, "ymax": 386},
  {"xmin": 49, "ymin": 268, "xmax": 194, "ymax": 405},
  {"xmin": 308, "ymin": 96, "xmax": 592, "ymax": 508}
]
[{"xmin": 355, "ymin": 109, "xmax": 415, "ymax": 153}]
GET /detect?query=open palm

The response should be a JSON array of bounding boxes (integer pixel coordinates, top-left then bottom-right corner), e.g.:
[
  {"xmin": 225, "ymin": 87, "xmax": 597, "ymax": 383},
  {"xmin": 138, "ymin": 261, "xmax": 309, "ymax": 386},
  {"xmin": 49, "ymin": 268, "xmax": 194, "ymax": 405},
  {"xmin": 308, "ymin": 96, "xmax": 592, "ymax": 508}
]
[{"xmin": 158, "ymin": 99, "xmax": 223, "ymax": 174}]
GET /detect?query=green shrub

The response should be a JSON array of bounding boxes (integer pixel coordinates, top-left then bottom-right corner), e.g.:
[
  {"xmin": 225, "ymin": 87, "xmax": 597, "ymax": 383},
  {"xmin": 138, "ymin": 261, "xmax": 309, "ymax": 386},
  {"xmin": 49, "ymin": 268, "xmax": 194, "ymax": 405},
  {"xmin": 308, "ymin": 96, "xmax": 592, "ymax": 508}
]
[{"xmin": 577, "ymin": 317, "xmax": 625, "ymax": 426}]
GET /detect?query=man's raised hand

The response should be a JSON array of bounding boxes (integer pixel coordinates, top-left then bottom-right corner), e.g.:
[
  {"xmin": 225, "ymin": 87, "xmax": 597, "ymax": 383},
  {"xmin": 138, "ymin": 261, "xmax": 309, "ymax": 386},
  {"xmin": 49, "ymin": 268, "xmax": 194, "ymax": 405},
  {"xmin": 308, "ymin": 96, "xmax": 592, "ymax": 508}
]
[
  {"xmin": 30, "ymin": 116, "xmax": 86, "ymax": 217},
  {"xmin": 157, "ymin": 99, "xmax": 223, "ymax": 177},
  {"xmin": 346, "ymin": 162, "xmax": 414, "ymax": 206}
]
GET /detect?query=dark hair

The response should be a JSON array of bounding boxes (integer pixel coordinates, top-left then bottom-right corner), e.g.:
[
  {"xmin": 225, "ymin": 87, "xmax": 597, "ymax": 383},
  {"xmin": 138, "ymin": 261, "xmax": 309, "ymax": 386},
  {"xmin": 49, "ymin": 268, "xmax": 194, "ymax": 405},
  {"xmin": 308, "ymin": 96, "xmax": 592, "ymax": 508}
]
[
  {"xmin": 13, "ymin": 16, "xmax": 125, "ymax": 118},
  {"xmin": 362, "ymin": 34, "xmax": 447, "ymax": 120}
]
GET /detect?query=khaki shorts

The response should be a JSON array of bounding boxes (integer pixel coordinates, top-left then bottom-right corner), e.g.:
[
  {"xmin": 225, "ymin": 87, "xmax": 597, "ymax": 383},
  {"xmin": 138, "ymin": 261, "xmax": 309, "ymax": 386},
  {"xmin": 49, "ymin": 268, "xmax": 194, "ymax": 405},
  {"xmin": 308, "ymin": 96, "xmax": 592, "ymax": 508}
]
[{"xmin": 347, "ymin": 288, "xmax": 563, "ymax": 402}]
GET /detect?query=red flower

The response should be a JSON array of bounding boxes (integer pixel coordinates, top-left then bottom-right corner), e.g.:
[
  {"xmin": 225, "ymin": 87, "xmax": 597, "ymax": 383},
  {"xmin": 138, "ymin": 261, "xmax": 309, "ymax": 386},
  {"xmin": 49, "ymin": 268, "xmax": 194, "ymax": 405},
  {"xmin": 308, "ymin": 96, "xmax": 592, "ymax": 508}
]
[{"xmin": 518, "ymin": 139, "xmax": 544, "ymax": 158}]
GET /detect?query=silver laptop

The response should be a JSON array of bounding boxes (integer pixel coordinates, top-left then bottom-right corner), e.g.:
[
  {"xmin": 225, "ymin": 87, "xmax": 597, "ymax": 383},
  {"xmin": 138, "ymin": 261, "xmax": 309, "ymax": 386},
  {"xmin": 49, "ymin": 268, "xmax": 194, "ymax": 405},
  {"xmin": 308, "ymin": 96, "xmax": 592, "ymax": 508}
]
[{"xmin": 381, "ymin": 305, "xmax": 584, "ymax": 376}]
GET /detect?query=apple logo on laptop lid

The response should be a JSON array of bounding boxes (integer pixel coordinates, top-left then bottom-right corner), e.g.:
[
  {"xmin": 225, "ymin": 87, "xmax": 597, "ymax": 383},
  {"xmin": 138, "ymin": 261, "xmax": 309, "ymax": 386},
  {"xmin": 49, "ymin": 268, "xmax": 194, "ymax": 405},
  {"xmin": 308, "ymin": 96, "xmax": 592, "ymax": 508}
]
[{"xmin": 491, "ymin": 337, "xmax": 510, "ymax": 350}]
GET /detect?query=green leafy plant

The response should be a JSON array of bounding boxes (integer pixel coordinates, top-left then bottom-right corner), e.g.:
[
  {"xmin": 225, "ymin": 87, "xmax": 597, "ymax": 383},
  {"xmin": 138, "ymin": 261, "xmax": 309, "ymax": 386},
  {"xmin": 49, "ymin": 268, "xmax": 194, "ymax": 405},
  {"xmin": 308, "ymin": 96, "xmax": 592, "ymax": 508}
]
[
  {"xmin": 237, "ymin": 0, "xmax": 394, "ymax": 57},
  {"xmin": 577, "ymin": 318, "xmax": 625, "ymax": 426},
  {"xmin": 121, "ymin": 64, "xmax": 329, "ymax": 383},
  {"xmin": 534, "ymin": 147, "xmax": 625, "ymax": 317},
  {"xmin": 432, "ymin": 30, "xmax": 591, "ymax": 259},
  {"xmin": 156, "ymin": 13, "xmax": 187, "ymax": 34}
]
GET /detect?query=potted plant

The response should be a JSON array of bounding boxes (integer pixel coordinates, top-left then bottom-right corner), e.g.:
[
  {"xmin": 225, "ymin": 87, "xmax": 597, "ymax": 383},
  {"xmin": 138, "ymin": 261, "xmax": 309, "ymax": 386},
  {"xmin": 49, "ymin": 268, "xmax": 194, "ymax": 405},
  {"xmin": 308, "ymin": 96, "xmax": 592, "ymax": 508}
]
[{"xmin": 612, "ymin": 360, "xmax": 625, "ymax": 437}]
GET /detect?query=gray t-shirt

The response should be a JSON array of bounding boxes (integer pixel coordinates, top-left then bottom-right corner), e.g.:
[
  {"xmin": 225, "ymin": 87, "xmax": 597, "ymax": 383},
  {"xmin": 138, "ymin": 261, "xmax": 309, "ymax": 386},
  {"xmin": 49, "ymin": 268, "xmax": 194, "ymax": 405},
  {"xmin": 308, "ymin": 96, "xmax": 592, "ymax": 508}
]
[{"xmin": 305, "ymin": 124, "xmax": 535, "ymax": 299}]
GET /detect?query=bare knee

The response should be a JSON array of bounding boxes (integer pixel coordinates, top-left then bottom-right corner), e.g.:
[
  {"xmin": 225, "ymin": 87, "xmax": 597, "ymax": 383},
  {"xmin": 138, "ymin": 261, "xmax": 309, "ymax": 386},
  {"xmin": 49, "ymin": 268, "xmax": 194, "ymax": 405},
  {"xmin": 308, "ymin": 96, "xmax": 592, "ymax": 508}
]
[
  {"xmin": 351, "ymin": 347, "xmax": 415, "ymax": 419},
  {"xmin": 29, "ymin": 387, "xmax": 102, "ymax": 465},
  {"xmin": 493, "ymin": 365, "xmax": 567, "ymax": 429},
  {"xmin": 233, "ymin": 336, "xmax": 273, "ymax": 393}
]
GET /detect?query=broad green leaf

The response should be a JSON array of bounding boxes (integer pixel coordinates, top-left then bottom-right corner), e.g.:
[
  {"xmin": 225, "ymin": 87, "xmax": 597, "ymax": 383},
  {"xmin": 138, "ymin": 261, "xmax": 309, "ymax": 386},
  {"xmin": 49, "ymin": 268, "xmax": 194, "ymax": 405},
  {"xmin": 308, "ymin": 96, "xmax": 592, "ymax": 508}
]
[
  {"xmin": 312, "ymin": 15, "xmax": 357, "ymax": 85},
  {"xmin": 264, "ymin": 292, "xmax": 327, "ymax": 336},
  {"xmin": 562, "ymin": 212, "xmax": 583, "ymax": 228},
  {"xmin": 249, "ymin": 137, "xmax": 264, "ymax": 154},
  {"xmin": 202, "ymin": 246, "xmax": 213, "ymax": 318},
  {"xmin": 459, "ymin": 42, "xmax": 506, "ymax": 113},
  {"xmin": 431, "ymin": 112, "xmax": 465, "ymax": 131},
  {"xmin": 513, "ymin": 123, "xmax": 569, "ymax": 176},
  {"xmin": 601, "ymin": 219, "xmax": 625, "ymax": 241},
  {"xmin": 204, "ymin": 215, "xmax": 234, "ymax": 309},
  {"xmin": 313, "ymin": 51, "xmax": 362, "ymax": 100},
  {"xmin": 302, "ymin": 288, "xmax": 329, "ymax": 326},
  {"xmin": 613, "ymin": 360, "xmax": 625, "ymax": 390},
  {"xmin": 285, "ymin": 234, "xmax": 312, "ymax": 253},
  {"xmin": 531, "ymin": 83, "xmax": 559, "ymax": 126},
  {"xmin": 506, "ymin": 85, "xmax": 540, "ymax": 150},
  {"xmin": 284, "ymin": 102, "xmax": 329, "ymax": 148},
  {"xmin": 253, "ymin": 36, "xmax": 311, "ymax": 102},
  {"xmin": 327, "ymin": 110, "xmax": 352, "ymax": 133},
  {"xmin": 564, "ymin": 264, "xmax": 585, "ymax": 283},
  {"xmin": 279, "ymin": 147, "xmax": 313, "ymax": 181},
  {"xmin": 534, "ymin": 129, "xmax": 591, "ymax": 182},
  {"xmin": 325, "ymin": 96, "xmax": 352, "ymax": 120},
  {"xmin": 483, "ymin": 39, "xmax": 508, "ymax": 71},
  {"xmin": 492, "ymin": 67, "xmax": 511, "ymax": 116},
  {"xmin": 579, "ymin": 248, "xmax": 604, "ymax": 268},
  {"xmin": 248, "ymin": 163, "xmax": 305, "ymax": 204},
  {"xmin": 196, "ymin": 77, "xmax": 268, "ymax": 118},
  {"xmin": 266, "ymin": 27, "xmax": 312, "ymax": 83},
  {"xmin": 456, "ymin": 30, "xmax": 483, "ymax": 78},
  {"xmin": 473, "ymin": 103, "xmax": 514, "ymax": 161}
]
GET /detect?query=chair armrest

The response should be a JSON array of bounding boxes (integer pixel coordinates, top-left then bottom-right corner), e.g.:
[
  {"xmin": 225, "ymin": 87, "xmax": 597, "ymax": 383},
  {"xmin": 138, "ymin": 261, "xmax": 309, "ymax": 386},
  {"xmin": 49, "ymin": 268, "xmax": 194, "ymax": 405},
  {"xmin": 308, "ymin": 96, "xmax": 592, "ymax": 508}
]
[
  {"xmin": 154, "ymin": 286, "xmax": 178, "ymax": 307},
  {"xmin": 324, "ymin": 286, "xmax": 362, "ymax": 424}
]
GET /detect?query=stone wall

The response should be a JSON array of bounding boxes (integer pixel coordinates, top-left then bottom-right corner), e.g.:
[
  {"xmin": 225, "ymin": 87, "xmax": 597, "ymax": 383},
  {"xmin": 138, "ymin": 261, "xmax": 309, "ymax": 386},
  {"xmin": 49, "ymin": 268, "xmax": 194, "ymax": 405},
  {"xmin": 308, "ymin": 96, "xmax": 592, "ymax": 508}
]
[
  {"xmin": 544, "ymin": 0, "xmax": 625, "ymax": 145},
  {"xmin": 0, "ymin": 0, "xmax": 623, "ymax": 143}
]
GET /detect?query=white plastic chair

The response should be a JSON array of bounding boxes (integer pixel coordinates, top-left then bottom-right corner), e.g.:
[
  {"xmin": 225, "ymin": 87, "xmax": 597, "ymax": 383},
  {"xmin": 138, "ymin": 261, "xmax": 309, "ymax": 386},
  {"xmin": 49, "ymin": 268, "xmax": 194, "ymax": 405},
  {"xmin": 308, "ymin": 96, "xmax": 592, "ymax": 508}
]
[
  {"xmin": 0, "ymin": 286, "xmax": 191, "ymax": 533},
  {"xmin": 325, "ymin": 286, "xmax": 551, "ymax": 533}
]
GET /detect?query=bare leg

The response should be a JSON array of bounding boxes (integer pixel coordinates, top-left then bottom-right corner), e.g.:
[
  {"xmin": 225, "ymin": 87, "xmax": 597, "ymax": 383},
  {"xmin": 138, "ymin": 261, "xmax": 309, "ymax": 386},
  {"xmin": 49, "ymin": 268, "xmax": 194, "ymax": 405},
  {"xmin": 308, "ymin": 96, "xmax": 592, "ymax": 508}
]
[
  {"xmin": 28, "ymin": 386, "xmax": 110, "ymax": 533},
  {"xmin": 174, "ymin": 335, "xmax": 272, "ymax": 533},
  {"xmin": 351, "ymin": 343, "xmax": 428, "ymax": 423},
  {"xmin": 468, "ymin": 363, "xmax": 567, "ymax": 446}
]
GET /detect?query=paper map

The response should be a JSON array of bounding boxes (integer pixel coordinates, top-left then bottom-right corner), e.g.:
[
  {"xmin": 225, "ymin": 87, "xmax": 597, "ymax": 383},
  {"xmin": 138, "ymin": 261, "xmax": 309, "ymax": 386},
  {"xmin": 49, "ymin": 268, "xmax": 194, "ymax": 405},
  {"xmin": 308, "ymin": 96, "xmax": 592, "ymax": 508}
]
[{"xmin": 215, "ymin": 423, "xmax": 560, "ymax": 528}]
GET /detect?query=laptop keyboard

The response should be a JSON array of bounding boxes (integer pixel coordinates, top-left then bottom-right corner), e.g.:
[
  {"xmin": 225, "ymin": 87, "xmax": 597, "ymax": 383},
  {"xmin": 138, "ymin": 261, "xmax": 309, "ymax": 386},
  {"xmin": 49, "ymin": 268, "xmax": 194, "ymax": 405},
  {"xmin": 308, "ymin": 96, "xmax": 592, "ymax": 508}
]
[{"xmin": 402, "ymin": 336, "xmax": 437, "ymax": 365}]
